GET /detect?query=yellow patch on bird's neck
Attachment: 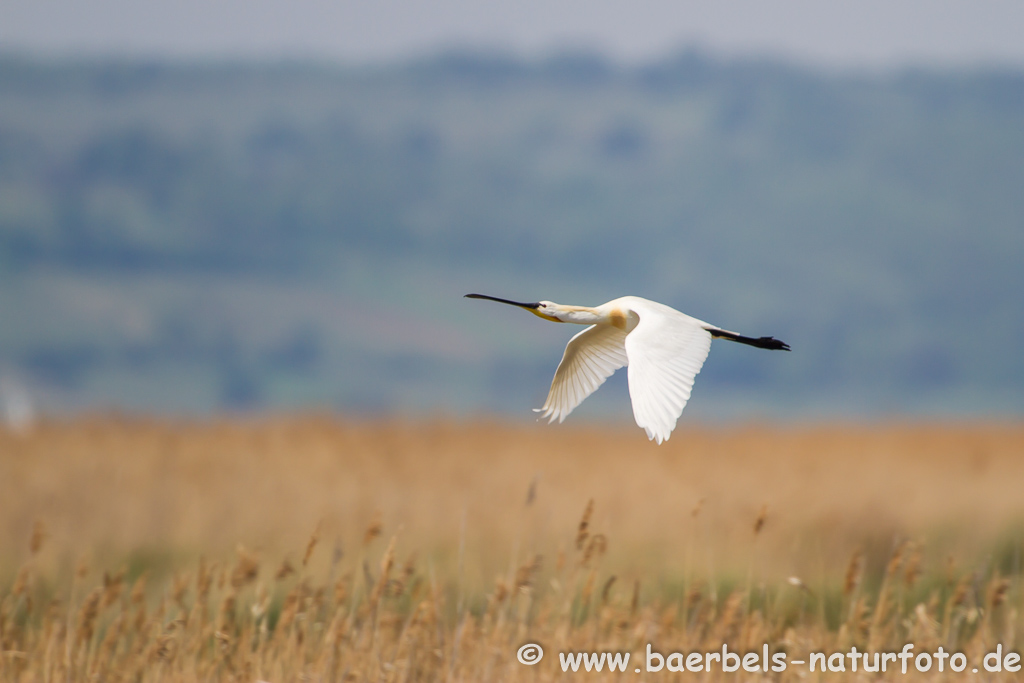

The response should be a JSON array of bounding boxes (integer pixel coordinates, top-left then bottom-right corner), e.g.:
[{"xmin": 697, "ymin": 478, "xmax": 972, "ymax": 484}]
[{"xmin": 609, "ymin": 309, "xmax": 627, "ymax": 330}]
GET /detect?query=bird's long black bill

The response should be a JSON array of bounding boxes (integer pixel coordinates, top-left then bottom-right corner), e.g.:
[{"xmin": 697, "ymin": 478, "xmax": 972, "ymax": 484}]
[{"xmin": 464, "ymin": 293, "xmax": 541, "ymax": 309}]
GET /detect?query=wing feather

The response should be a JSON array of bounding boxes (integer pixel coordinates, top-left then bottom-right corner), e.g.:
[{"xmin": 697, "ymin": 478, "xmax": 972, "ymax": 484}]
[
  {"xmin": 535, "ymin": 324, "xmax": 628, "ymax": 423},
  {"xmin": 624, "ymin": 302, "xmax": 713, "ymax": 444}
]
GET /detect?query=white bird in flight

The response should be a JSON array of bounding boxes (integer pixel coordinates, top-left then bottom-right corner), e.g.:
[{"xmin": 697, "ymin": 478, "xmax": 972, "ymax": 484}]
[{"xmin": 466, "ymin": 293, "xmax": 789, "ymax": 444}]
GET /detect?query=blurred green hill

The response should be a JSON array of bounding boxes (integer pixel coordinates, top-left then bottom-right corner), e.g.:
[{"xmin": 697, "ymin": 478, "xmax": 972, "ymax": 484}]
[{"xmin": 0, "ymin": 52, "xmax": 1022, "ymax": 419}]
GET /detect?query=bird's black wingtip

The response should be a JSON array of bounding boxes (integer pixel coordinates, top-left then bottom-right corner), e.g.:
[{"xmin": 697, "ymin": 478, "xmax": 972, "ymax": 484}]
[{"xmin": 710, "ymin": 329, "xmax": 791, "ymax": 351}]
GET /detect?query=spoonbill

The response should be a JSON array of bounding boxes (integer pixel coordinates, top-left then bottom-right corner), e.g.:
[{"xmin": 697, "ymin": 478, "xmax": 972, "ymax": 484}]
[{"xmin": 465, "ymin": 293, "xmax": 789, "ymax": 444}]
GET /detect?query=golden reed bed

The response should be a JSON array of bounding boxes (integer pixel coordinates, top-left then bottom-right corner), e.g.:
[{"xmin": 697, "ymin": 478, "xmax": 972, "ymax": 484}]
[{"xmin": 1, "ymin": 417, "xmax": 1023, "ymax": 681}]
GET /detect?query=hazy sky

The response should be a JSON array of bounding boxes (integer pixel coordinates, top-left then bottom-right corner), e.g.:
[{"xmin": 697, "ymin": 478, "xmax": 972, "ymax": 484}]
[{"xmin": 3, "ymin": 0, "xmax": 1024, "ymax": 69}]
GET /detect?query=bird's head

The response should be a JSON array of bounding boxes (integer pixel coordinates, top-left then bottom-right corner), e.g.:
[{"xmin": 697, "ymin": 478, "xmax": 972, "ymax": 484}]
[
  {"xmin": 465, "ymin": 294, "xmax": 565, "ymax": 322},
  {"xmin": 533, "ymin": 301, "xmax": 567, "ymax": 322}
]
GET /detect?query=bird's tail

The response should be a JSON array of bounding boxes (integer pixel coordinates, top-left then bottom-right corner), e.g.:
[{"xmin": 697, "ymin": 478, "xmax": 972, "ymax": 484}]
[{"xmin": 709, "ymin": 329, "xmax": 790, "ymax": 351}]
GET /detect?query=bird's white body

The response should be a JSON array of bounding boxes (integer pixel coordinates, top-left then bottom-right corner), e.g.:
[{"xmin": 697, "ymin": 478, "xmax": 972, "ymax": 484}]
[
  {"xmin": 466, "ymin": 293, "xmax": 789, "ymax": 444},
  {"xmin": 531, "ymin": 296, "xmax": 713, "ymax": 444}
]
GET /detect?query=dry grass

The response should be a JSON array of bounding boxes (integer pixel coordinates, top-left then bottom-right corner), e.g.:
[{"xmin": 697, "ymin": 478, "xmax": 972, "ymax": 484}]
[{"xmin": 1, "ymin": 416, "xmax": 1024, "ymax": 681}]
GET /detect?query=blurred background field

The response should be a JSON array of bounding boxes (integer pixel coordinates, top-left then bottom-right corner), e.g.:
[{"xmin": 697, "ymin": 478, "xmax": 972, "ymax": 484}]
[
  {"xmin": 1, "ymin": 53, "xmax": 1022, "ymax": 420},
  {"xmin": 5, "ymin": 417, "xmax": 1024, "ymax": 589},
  {"xmin": 4, "ymin": 418, "xmax": 1024, "ymax": 680}
]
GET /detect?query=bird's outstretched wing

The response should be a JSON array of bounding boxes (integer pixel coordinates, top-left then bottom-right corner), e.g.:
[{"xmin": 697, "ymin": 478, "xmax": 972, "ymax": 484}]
[
  {"xmin": 535, "ymin": 324, "xmax": 628, "ymax": 424},
  {"xmin": 624, "ymin": 303, "xmax": 712, "ymax": 444}
]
